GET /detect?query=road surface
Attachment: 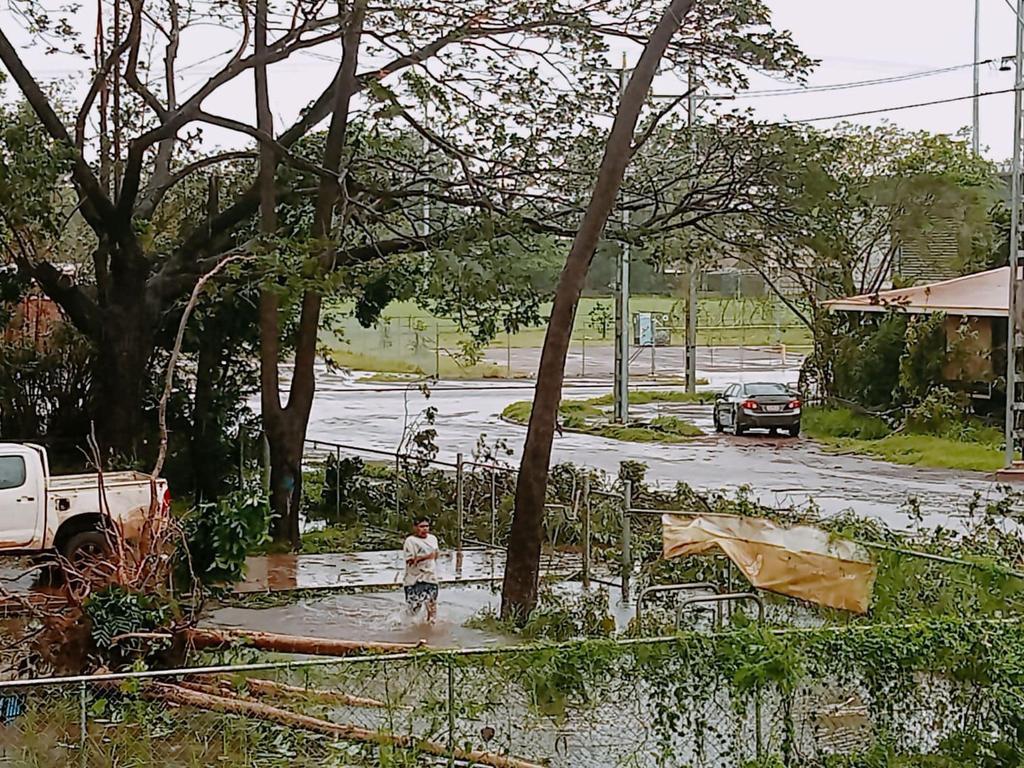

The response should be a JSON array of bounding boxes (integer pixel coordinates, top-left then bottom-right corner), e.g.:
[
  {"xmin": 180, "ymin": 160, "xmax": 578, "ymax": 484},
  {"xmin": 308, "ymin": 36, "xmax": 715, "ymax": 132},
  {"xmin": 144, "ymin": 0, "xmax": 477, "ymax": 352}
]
[{"xmin": 301, "ymin": 348, "xmax": 1004, "ymax": 527}]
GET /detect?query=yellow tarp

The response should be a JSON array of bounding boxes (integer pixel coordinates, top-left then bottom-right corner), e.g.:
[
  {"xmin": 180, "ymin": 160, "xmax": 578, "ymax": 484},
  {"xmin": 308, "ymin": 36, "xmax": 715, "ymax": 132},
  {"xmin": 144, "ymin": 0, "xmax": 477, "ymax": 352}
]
[{"xmin": 662, "ymin": 513, "xmax": 877, "ymax": 614}]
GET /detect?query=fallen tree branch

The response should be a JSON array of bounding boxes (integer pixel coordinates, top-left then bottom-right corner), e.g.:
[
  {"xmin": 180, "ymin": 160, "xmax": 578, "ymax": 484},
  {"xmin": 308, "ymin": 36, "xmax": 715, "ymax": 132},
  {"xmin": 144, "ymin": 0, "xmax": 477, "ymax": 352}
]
[
  {"xmin": 179, "ymin": 676, "xmax": 389, "ymax": 709},
  {"xmin": 185, "ymin": 627, "xmax": 423, "ymax": 656},
  {"xmin": 153, "ymin": 250, "xmax": 252, "ymax": 479},
  {"xmin": 145, "ymin": 681, "xmax": 544, "ymax": 768}
]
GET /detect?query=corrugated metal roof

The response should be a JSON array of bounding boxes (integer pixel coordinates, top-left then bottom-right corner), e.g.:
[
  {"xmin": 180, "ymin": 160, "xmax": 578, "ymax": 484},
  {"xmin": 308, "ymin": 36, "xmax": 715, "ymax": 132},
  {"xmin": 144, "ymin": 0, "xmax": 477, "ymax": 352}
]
[{"xmin": 824, "ymin": 267, "xmax": 1011, "ymax": 317}]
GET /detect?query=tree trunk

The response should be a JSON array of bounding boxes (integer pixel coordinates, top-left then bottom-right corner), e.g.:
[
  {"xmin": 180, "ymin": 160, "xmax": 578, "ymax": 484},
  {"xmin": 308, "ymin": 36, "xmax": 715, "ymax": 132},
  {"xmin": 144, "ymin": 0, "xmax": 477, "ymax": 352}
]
[
  {"xmin": 500, "ymin": 0, "xmax": 697, "ymax": 621},
  {"xmin": 257, "ymin": 0, "xmax": 366, "ymax": 547},
  {"xmin": 141, "ymin": 682, "xmax": 544, "ymax": 768},
  {"xmin": 191, "ymin": 322, "xmax": 225, "ymax": 502},
  {"xmin": 263, "ymin": 411, "xmax": 304, "ymax": 544},
  {"xmin": 185, "ymin": 627, "xmax": 419, "ymax": 655},
  {"xmin": 94, "ymin": 300, "xmax": 154, "ymax": 458}
]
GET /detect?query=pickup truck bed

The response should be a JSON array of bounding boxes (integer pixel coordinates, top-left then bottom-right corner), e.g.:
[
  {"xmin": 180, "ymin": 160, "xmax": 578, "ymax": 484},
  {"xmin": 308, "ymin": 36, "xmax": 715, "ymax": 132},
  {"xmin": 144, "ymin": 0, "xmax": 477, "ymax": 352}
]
[{"xmin": 0, "ymin": 444, "xmax": 169, "ymax": 558}]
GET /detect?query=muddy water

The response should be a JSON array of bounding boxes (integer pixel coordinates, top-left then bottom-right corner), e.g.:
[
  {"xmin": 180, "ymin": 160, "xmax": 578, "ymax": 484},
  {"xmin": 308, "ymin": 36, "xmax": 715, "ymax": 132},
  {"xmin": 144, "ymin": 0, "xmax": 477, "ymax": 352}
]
[
  {"xmin": 208, "ymin": 583, "xmax": 510, "ymax": 647},
  {"xmin": 236, "ymin": 548, "xmax": 580, "ymax": 593},
  {"xmin": 209, "ymin": 579, "xmax": 637, "ymax": 648}
]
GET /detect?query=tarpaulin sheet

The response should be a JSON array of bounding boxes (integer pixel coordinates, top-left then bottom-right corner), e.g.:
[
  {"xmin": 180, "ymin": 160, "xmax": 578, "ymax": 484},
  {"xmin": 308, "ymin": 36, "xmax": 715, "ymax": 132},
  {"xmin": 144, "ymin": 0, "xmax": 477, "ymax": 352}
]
[{"xmin": 662, "ymin": 513, "xmax": 877, "ymax": 613}]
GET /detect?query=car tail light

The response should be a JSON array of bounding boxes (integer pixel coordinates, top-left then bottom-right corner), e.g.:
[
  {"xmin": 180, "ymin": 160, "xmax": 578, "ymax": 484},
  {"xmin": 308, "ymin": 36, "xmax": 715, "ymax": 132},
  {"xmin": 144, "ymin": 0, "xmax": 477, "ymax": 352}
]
[
  {"xmin": 788, "ymin": 399, "xmax": 801, "ymax": 409},
  {"xmin": 161, "ymin": 487, "xmax": 172, "ymax": 514},
  {"xmin": 741, "ymin": 399, "xmax": 759, "ymax": 410}
]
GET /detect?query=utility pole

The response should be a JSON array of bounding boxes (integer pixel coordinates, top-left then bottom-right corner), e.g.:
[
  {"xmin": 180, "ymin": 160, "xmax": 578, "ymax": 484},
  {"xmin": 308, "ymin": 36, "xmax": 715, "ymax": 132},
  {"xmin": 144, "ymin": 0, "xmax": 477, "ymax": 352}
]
[
  {"xmin": 974, "ymin": 0, "xmax": 982, "ymax": 155},
  {"xmin": 685, "ymin": 61, "xmax": 699, "ymax": 394},
  {"xmin": 613, "ymin": 53, "xmax": 631, "ymax": 424},
  {"xmin": 1005, "ymin": 0, "xmax": 1024, "ymax": 467}
]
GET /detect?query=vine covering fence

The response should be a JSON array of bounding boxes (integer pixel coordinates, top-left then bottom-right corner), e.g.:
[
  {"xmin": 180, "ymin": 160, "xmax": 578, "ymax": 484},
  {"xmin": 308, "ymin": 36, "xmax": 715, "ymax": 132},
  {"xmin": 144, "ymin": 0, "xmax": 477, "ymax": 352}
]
[{"xmin": 0, "ymin": 617, "xmax": 1019, "ymax": 767}]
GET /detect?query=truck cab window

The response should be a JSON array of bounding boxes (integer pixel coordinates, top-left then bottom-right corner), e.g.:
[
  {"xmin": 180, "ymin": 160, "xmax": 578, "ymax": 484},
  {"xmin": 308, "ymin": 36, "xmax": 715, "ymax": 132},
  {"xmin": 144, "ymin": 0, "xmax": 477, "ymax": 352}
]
[{"xmin": 0, "ymin": 457, "xmax": 26, "ymax": 490}]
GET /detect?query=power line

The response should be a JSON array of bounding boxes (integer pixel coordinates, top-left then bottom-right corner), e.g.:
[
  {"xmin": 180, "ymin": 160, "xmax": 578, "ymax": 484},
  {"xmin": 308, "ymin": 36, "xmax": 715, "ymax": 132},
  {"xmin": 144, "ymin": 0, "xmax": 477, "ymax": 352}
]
[
  {"xmin": 777, "ymin": 86, "xmax": 1017, "ymax": 125},
  {"xmin": 713, "ymin": 59, "xmax": 997, "ymax": 100}
]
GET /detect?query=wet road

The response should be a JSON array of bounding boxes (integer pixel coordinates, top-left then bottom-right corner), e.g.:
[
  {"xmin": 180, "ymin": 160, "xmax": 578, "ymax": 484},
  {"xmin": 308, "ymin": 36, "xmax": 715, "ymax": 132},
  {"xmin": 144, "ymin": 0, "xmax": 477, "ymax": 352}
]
[{"xmin": 301, "ymin": 348, "xmax": 1001, "ymax": 527}]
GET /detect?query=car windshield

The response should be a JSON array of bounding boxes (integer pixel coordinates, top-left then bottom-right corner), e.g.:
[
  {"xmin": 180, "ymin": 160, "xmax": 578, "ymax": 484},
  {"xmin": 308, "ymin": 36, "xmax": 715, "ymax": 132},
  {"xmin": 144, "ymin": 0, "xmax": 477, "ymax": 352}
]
[{"xmin": 745, "ymin": 383, "xmax": 790, "ymax": 396}]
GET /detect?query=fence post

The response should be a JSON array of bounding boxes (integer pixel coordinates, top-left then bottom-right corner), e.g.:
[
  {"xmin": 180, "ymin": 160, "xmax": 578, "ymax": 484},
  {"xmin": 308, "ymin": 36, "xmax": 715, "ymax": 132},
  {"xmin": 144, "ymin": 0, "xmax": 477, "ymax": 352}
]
[
  {"xmin": 755, "ymin": 685, "xmax": 763, "ymax": 761},
  {"xmin": 650, "ymin": 317, "xmax": 656, "ymax": 377},
  {"xmin": 582, "ymin": 474, "xmax": 591, "ymax": 590},
  {"xmin": 394, "ymin": 452, "xmax": 402, "ymax": 519},
  {"xmin": 79, "ymin": 680, "xmax": 88, "ymax": 767},
  {"xmin": 335, "ymin": 446, "xmax": 341, "ymax": 521},
  {"xmin": 435, "ymin": 323, "xmax": 441, "ymax": 377},
  {"xmin": 489, "ymin": 469, "xmax": 497, "ymax": 548},
  {"xmin": 621, "ymin": 479, "xmax": 633, "ymax": 602},
  {"xmin": 456, "ymin": 453, "xmax": 464, "ymax": 561},
  {"xmin": 506, "ymin": 331, "xmax": 512, "ymax": 377},
  {"xmin": 581, "ymin": 336, "xmax": 586, "ymax": 377},
  {"xmin": 446, "ymin": 657, "xmax": 456, "ymax": 765},
  {"xmin": 261, "ymin": 434, "xmax": 271, "ymax": 494}
]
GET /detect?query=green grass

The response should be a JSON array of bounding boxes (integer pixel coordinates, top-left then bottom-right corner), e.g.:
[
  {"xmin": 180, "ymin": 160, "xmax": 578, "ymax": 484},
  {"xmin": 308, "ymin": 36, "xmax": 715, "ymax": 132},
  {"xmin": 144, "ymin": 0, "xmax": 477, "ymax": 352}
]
[
  {"xmin": 589, "ymin": 389, "xmax": 716, "ymax": 406},
  {"xmin": 804, "ymin": 406, "xmax": 1004, "ymax": 473},
  {"xmin": 502, "ymin": 396, "xmax": 703, "ymax": 443},
  {"xmin": 832, "ymin": 434, "xmax": 1005, "ymax": 472},
  {"xmin": 802, "ymin": 406, "xmax": 892, "ymax": 440},
  {"xmin": 325, "ymin": 348, "xmax": 520, "ymax": 379},
  {"xmin": 324, "ymin": 295, "xmax": 813, "ymax": 352}
]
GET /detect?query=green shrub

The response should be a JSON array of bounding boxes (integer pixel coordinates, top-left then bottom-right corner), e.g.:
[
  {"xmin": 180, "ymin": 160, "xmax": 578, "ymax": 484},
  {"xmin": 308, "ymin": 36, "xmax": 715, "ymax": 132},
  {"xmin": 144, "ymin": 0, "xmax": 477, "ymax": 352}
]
[
  {"xmin": 904, "ymin": 387, "xmax": 970, "ymax": 437},
  {"xmin": 179, "ymin": 488, "xmax": 271, "ymax": 586}
]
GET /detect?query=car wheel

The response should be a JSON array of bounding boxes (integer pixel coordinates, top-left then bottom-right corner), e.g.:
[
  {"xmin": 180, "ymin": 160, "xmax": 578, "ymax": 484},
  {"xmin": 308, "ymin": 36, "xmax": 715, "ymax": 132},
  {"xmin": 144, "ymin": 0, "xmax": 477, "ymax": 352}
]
[
  {"xmin": 713, "ymin": 410, "xmax": 723, "ymax": 433},
  {"xmin": 62, "ymin": 530, "xmax": 111, "ymax": 566},
  {"xmin": 787, "ymin": 423, "xmax": 800, "ymax": 438},
  {"xmin": 732, "ymin": 409, "xmax": 745, "ymax": 436}
]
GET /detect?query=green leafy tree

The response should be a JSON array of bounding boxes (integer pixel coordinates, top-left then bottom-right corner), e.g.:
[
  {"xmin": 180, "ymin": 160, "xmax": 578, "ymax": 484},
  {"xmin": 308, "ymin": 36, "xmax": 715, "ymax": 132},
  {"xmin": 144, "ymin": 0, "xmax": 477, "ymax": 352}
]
[
  {"xmin": 588, "ymin": 303, "xmax": 612, "ymax": 339},
  {"xmin": 727, "ymin": 123, "xmax": 1000, "ymax": 396}
]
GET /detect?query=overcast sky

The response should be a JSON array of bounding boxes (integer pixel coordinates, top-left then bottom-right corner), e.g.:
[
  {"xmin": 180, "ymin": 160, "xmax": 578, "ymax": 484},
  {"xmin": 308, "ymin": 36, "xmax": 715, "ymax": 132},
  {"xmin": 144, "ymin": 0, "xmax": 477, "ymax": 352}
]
[
  {"xmin": 1, "ymin": 1, "xmax": 1019, "ymax": 160},
  {"xmin": 717, "ymin": 0, "xmax": 1018, "ymax": 161}
]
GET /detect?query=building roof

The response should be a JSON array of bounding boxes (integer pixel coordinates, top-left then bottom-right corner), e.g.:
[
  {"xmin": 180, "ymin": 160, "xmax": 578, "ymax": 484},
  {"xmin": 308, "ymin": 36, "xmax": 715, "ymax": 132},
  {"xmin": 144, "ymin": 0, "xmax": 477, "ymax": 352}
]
[{"xmin": 824, "ymin": 267, "xmax": 1011, "ymax": 318}]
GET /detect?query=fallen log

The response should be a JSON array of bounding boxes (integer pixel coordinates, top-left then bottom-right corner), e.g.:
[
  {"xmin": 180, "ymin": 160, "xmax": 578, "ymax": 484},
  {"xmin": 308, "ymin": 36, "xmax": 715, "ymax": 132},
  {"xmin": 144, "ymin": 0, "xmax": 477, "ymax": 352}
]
[
  {"xmin": 181, "ymin": 676, "xmax": 389, "ymax": 709},
  {"xmin": 146, "ymin": 681, "xmax": 543, "ymax": 768},
  {"xmin": 185, "ymin": 628, "xmax": 423, "ymax": 656}
]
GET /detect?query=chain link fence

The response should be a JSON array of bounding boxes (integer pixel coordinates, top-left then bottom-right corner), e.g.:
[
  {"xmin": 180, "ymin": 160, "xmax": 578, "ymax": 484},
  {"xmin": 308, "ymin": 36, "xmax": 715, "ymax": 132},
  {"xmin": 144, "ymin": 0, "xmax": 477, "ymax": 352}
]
[{"xmin": 0, "ymin": 626, "xmax": 1010, "ymax": 767}]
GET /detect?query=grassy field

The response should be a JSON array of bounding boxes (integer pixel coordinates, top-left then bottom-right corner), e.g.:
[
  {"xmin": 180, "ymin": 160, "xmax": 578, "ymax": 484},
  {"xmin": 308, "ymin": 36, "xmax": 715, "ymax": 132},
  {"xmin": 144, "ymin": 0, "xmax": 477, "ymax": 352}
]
[
  {"xmin": 502, "ymin": 393, "xmax": 704, "ymax": 443},
  {"xmin": 322, "ymin": 295, "xmax": 812, "ymax": 358},
  {"xmin": 803, "ymin": 406, "xmax": 1005, "ymax": 473}
]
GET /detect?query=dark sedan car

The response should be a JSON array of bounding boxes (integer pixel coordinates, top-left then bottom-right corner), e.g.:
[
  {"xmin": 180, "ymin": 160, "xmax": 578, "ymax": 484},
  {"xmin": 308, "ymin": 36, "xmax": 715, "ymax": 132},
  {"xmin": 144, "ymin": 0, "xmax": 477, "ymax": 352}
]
[{"xmin": 713, "ymin": 382, "xmax": 801, "ymax": 437}]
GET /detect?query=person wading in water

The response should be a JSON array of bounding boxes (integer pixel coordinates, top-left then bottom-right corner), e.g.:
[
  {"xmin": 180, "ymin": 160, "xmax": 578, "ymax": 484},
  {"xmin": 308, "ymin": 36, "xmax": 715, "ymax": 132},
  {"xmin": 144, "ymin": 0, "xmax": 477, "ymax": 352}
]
[{"xmin": 403, "ymin": 516, "xmax": 439, "ymax": 623}]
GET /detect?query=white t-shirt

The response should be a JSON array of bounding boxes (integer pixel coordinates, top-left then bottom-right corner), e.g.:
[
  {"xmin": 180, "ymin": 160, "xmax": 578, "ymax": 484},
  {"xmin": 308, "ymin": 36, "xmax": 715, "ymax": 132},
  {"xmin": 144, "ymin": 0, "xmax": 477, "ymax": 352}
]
[{"xmin": 403, "ymin": 533, "xmax": 439, "ymax": 586}]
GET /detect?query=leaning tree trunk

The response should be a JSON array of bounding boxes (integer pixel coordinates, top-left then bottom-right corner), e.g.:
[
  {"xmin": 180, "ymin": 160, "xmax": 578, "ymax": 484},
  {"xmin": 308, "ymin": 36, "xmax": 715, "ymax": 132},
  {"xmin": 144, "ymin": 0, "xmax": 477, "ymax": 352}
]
[{"xmin": 500, "ymin": 0, "xmax": 698, "ymax": 621}]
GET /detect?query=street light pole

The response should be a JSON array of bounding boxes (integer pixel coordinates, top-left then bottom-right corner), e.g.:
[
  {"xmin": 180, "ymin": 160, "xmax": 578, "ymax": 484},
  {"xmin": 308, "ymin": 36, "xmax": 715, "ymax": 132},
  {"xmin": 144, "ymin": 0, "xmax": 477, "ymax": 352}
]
[
  {"xmin": 613, "ymin": 53, "xmax": 631, "ymax": 424},
  {"xmin": 974, "ymin": 0, "xmax": 982, "ymax": 155},
  {"xmin": 1005, "ymin": 0, "xmax": 1023, "ymax": 467},
  {"xmin": 685, "ymin": 62, "xmax": 699, "ymax": 393}
]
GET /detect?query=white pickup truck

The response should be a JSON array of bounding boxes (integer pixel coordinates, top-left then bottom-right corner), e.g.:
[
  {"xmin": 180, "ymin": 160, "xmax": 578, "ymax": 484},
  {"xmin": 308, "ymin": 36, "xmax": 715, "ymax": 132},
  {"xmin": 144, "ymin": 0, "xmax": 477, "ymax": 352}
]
[{"xmin": 0, "ymin": 443, "xmax": 170, "ymax": 562}]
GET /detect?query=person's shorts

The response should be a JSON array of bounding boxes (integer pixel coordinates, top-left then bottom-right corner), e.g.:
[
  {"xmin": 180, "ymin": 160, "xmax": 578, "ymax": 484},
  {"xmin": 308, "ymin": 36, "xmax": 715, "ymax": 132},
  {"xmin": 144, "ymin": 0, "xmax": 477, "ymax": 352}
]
[{"xmin": 404, "ymin": 581, "xmax": 439, "ymax": 605}]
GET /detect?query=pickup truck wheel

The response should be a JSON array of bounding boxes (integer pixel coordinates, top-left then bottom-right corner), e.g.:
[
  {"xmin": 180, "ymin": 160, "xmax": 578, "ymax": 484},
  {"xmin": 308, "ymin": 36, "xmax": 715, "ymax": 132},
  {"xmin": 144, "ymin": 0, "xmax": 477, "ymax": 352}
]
[{"xmin": 62, "ymin": 531, "xmax": 111, "ymax": 565}]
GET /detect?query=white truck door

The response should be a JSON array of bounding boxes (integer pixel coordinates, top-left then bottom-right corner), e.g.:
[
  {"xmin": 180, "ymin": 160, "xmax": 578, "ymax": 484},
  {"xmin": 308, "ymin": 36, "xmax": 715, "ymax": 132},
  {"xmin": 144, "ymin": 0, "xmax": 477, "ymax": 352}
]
[{"xmin": 0, "ymin": 449, "xmax": 44, "ymax": 547}]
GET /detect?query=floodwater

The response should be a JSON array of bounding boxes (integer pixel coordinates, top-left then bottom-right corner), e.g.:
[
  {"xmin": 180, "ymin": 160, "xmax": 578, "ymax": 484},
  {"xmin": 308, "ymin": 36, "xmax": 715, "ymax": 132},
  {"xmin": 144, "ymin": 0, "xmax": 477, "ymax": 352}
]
[
  {"xmin": 208, "ymin": 582, "xmax": 509, "ymax": 647},
  {"xmin": 236, "ymin": 548, "xmax": 579, "ymax": 593},
  {"xmin": 296, "ymin": 346, "xmax": 1004, "ymax": 528},
  {"xmin": 210, "ymin": 576, "xmax": 636, "ymax": 647}
]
